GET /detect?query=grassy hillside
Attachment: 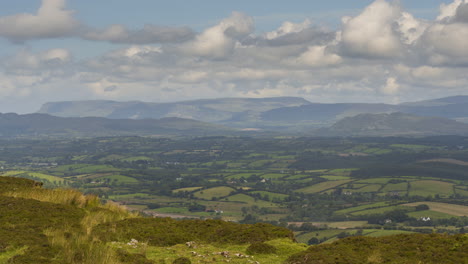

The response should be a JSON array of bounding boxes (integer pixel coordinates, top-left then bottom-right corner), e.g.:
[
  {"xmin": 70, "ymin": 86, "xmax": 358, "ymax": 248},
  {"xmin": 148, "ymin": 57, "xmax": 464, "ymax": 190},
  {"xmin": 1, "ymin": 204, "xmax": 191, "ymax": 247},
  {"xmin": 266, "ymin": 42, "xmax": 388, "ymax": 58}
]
[
  {"xmin": 286, "ymin": 234, "xmax": 467, "ymax": 264},
  {"xmin": 0, "ymin": 176, "xmax": 466, "ymax": 263},
  {"xmin": 0, "ymin": 176, "xmax": 298, "ymax": 263}
]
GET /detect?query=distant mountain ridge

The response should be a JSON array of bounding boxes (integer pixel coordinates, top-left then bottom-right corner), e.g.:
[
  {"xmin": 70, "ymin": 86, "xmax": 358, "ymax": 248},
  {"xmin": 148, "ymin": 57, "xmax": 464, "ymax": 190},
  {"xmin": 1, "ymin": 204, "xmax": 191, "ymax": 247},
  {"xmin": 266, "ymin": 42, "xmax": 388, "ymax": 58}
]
[
  {"xmin": 314, "ymin": 112, "xmax": 468, "ymax": 137},
  {"xmin": 37, "ymin": 95, "xmax": 468, "ymax": 131},
  {"xmin": 0, "ymin": 113, "xmax": 232, "ymax": 138},
  {"xmin": 38, "ymin": 97, "xmax": 310, "ymax": 123}
]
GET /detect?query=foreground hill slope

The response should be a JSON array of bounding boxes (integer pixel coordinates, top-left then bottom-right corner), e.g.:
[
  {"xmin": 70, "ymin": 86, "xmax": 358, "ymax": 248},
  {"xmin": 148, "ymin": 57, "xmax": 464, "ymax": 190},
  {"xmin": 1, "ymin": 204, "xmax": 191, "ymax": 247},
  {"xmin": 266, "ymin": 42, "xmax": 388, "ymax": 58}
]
[
  {"xmin": 286, "ymin": 234, "xmax": 467, "ymax": 264},
  {"xmin": 0, "ymin": 113, "xmax": 232, "ymax": 137},
  {"xmin": 1, "ymin": 176, "xmax": 467, "ymax": 263},
  {"xmin": 314, "ymin": 112, "xmax": 468, "ymax": 137},
  {"xmin": 0, "ymin": 176, "xmax": 300, "ymax": 263}
]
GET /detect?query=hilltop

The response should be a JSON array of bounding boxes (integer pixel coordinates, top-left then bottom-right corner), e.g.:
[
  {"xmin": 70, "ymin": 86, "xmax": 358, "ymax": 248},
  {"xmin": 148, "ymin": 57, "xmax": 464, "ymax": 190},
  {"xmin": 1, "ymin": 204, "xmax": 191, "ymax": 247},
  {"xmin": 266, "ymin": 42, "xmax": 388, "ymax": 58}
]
[{"xmin": 314, "ymin": 112, "xmax": 468, "ymax": 137}]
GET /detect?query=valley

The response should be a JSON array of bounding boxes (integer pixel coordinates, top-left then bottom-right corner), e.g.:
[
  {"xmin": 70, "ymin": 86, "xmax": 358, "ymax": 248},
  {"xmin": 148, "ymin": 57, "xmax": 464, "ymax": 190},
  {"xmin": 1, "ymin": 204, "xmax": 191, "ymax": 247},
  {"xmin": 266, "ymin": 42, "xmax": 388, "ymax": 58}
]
[{"xmin": 1, "ymin": 135, "xmax": 466, "ymax": 248}]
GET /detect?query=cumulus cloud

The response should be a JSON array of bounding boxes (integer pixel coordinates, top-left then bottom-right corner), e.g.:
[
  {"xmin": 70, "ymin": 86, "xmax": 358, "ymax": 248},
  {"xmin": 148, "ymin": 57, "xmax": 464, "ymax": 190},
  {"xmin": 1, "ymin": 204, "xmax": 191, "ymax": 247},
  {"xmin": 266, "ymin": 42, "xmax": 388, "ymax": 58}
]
[
  {"xmin": 338, "ymin": 0, "xmax": 404, "ymax": 58},
  {"xmin": 82, "ymin": 24, "xmax": 194, "ymax": 44},
  {"xmin": 265, "ymin": 19, "xmax": 312, "ymax": 39},
  {"xmin": 4, "ymin": 0, "xmax": 468, "ymax": 113},
  {"xmin": 0, "ymin": 0, "xmax": 78, "ymax": 42},
  {"xmin": 297, "ymin": 46, "xmax": 342, "ymax": 67},
  {"xmin": 180, "ymin": 12, "xmax": 254, "ymax": 58}
]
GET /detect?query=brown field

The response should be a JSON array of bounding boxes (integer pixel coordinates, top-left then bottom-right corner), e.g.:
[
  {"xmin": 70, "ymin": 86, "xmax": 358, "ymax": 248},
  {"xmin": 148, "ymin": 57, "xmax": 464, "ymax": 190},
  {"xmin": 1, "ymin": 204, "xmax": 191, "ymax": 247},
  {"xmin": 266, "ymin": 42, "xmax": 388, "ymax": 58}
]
[{"xmin": 402, "ymin": 202, "xmax": 468, "ymax": 216}]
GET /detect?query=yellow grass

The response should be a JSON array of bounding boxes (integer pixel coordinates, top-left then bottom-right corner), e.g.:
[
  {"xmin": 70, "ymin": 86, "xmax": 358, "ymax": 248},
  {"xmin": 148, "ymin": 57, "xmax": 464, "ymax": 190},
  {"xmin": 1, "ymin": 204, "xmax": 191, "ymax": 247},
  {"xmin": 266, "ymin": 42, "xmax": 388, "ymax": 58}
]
[{"xmin": 4, "ymin": 188, "xmax": 100, "ymax": 208}]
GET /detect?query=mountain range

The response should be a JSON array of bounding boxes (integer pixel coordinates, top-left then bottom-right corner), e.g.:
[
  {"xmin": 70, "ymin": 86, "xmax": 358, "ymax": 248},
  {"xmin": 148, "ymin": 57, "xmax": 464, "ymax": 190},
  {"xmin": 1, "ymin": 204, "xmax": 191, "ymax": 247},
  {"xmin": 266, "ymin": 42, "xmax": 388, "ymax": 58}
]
[
  {"xmin": 0, "ymin": 95, "xmax": 466, "ymax": 138},
  {"xmin": 38, "ymin": 96, "xmax": 468, "ymax": 131},
  {"xmin": 0, "ymin": 113, "xmax": 232, "ymax": 138},
  {"xmin": 314, "ymin": 112, "xmax": 468, "ymax": 137}
]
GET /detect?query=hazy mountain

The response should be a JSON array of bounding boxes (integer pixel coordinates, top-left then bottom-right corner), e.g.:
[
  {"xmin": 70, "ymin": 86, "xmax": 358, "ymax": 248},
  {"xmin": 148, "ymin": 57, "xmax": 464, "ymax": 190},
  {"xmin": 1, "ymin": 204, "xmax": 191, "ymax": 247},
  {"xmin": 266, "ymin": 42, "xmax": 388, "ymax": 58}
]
[
  {"xmin": 38, "ymin": 97, "xmax": 310, "ymax": 123},
  {"xmin": 0, "ymin": 113, "xmax": 233, "ymax": 138},
  {"xmin": 37, "ymin": 95, "xmax": 468, "ymax": 131},
  {"xmin": 314, "ymin": 112, "xmax": 468, "ymax": 137}
]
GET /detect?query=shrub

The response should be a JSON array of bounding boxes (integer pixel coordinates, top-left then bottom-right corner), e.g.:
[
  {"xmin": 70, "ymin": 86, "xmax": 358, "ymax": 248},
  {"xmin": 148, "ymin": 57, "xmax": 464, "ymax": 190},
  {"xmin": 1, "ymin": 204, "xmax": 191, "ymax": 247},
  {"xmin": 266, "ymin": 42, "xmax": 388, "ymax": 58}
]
[
  {"xmin": 246, "ymin": 242, "xmax": 277, "ymax": 255},
  {"xmin": 172, "ymin": 257, "xmax": 191, "ymax": 264}
]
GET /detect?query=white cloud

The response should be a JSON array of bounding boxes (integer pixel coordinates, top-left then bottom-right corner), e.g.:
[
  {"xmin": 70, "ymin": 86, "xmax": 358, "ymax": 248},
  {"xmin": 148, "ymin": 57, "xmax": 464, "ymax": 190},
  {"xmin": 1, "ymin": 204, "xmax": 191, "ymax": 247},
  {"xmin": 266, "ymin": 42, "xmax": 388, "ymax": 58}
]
[
  {"xmin": 4, "ymin": 0, "xmax": 468, "ymax": 113},
  {"xmin": 265, "ymin": 19, "xmax": 311, "ymax": 39},
  {"xmin": 419, "ymin": 0, "xmax": 468, "ymax": 65},
  {"xmin": 339, "ymin": 0, "xmax": 403, "ymax": 58},
  {"xmin": 180, "ymin": 12, "xmax": 254, "ymax": 58},
  {"xmin": 0, "ymin": 0, "xmax": 78, "ymax": 42},
  {"xmin": 381, "ymin": 77, "xmax": 400, "ymax": 95},
  {"xmin": 397, "ymin": 12, "xmax": 428, "ymax": 45},
  {"xmin": 297, "ymin": 45, "xmax": 342, "ymax": 67},
  {"xmin": 437, "ymin": 0, "xmax": 467, "ymax": 21}
]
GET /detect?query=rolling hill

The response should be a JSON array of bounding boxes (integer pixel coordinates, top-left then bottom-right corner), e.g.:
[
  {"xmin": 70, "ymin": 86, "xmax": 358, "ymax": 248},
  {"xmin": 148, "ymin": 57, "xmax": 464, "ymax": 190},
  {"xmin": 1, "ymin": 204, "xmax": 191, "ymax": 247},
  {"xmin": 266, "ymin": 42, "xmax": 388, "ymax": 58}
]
[
  {"xmin": 314, "ymin": 112, "xmax": 468, "ymax": 137},
  {"xmin": 0, "ymin": 113, "xmax": 233, "ymax": 138}
]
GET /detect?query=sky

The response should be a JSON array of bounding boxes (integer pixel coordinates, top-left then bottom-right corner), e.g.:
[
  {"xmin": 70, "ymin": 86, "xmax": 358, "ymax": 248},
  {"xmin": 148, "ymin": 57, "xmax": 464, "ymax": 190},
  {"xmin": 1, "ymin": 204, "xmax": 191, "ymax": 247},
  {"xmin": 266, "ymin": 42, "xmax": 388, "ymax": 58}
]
[{"xmin": 1, "ymin": 0, "xmax": 467, "ymax": 113}]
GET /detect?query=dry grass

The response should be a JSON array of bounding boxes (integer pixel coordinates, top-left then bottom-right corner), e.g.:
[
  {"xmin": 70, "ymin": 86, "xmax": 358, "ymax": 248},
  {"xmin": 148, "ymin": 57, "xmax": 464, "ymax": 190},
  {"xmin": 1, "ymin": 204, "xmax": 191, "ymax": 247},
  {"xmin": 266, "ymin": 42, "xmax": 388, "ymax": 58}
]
[
  {"xmin": 4, "ymin": 188, "xmax": 100, "ymax": 208},
  {"xmin": 44, "ymin": 228, "xmax": 121, "ymax": 264},
  {"xmin": 5, "ymin": 186, "xmax": 139, "ymax": 263}
]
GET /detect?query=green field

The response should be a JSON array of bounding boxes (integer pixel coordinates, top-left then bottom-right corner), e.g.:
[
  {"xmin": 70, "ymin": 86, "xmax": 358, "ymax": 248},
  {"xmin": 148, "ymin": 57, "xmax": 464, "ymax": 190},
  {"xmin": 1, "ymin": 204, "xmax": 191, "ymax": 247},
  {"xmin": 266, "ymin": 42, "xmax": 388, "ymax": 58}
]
[
  {"xmin": 151, "ymin": 207, "xmax": 189, "ymax": 214},
  {"xmin": 98, "ymin": 174, "xmax": 138, "ymax": 184},
  {"xmin": 225, "ymin": 173, "xmax": 256, "ymax": 180},
  {"xmin": 390, "ymin": 144, "xmax": 432, "ymax": 150},
  {"xmin": 1, "ymin": 171, "xmax": 65, "ymax": 184},
  {"xmin": 249, "ymin": 191, "xmax": 288, "ymax": 200},
  {"xmin": 193, "ymin": 186, "xmax": 236, "ymax": 200},
  {"xmin": 247, "ymin": 160, "xmax": 272, "ymax": 168},
  {"xmin": 409, "ymin": 180, "xmax": 454, "ymax": 197},
  {"xmin": 320, "ymin": 175, "xmax": 351, "ymax": 180},
  {"xmin": 407, "ymin": 210, "xmax": 455, "ymax": 219},
  {"xmin": 120, "ymin": 156, "xmax": 152, "ymax": 162},
  {"xmin": 284, "ymin": 174, "xmax": 312, "ymax": 180},
  {"xmin": 172, "ymin": 187, "xmax": 203, "ymax": 193},
  {"xmin": 324, "ymin": 221, "xmax": 367, "ymax": 229},
  {"xmin": 262, "ymin": 173, "xmax": 287, "ymax": 179},
  {"xmin": 350, "ymin": 205, "xmax": 411, "ymax": 216},
  {"xmin": 364, "ymin": 229, "xmax": 415, "ymax": 237},
  {"xmin": 334, "ymin": 202, "xmax": 391, "ymax": 215},
  {"xmin": 380, "ymin": 182, "xmax": 408, "ymax": 192},
  {"xmin": 296, "ymin": 180, "xmax": 352, "ymax": 194},
  {"xmin": 455, "ymin": 188, "xmax": 468, "ymax": 197},
  {"xmin": 355, "ymin": 184, "xmax": 382, "ymax": 192},
  {"xmin": 1, "ymin": 170, "xmax": 27, "ymax": 176},
  {"xmin": 354, "ymin": 178, "xmax": 397, "ymax": 184}
]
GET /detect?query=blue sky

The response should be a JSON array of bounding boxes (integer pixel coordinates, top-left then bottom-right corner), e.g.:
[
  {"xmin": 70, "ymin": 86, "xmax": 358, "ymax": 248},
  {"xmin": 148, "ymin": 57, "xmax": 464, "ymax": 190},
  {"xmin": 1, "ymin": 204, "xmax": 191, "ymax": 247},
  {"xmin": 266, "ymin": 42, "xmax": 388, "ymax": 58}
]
[{"xmin": 0, "ymin": 0, "xmax": 467, "ymax": 113}]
